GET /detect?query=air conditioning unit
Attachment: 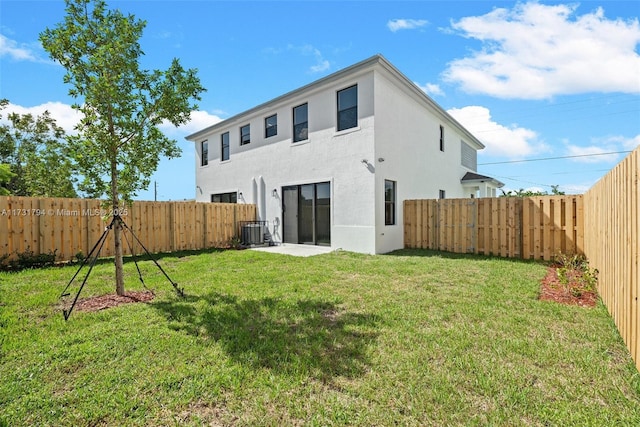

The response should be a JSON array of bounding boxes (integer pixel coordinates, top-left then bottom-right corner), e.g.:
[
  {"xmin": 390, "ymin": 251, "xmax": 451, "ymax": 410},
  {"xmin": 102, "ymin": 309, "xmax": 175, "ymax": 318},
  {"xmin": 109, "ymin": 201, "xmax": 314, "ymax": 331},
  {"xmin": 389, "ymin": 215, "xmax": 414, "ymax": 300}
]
[{"xmin": 241, "ymin": 223, "xmax": 264, "ymax": 246}]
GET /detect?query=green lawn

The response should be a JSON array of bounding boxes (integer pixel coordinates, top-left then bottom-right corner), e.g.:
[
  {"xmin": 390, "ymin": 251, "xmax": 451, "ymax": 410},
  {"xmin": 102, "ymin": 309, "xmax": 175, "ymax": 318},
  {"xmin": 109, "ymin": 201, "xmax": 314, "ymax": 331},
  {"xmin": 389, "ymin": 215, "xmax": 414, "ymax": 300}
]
[{"xmin": 1, "ymin": 249, "xmax": 639, "ymax": 426}]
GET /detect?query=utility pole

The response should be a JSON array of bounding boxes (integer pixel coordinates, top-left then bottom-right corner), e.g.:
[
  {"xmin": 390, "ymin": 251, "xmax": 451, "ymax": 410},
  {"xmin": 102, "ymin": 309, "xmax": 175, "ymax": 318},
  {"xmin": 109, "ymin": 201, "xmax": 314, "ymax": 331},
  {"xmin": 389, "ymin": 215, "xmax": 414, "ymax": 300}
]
[{"xmin": 154, "ymin": 181, "xmax": 157, "ymax": 202}]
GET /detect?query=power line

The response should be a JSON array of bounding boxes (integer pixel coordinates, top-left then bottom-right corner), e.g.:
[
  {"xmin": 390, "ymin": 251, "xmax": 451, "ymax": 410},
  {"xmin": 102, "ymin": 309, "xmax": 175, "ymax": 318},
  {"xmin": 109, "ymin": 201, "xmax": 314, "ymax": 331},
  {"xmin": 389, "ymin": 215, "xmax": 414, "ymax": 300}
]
[{"xmin": 478, "ymin": 150, "xmax": 632, "ymax": 165}]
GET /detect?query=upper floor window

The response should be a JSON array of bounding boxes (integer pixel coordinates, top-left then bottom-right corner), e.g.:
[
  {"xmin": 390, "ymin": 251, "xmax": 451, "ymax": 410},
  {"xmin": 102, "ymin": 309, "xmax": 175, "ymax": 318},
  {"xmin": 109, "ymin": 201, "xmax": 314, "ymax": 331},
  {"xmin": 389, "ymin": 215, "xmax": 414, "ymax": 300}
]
[
  {"xmin": 200, "ymin": 140, "xmax": 208, "ymax": 166},
  {"xmin": 337, "ymin": 85, "xmax": 358, "ymax": 131},
  {"xmin": 240, "ymin": 124, "xmax": 250, "ymax": 146},
  {"xmin": 385, "ymin": 179, "xmax": 396, "ymax": 226},
  {"xmin": 221, "ymin": 132, "xmax": 230, "ymax": 161},
  {"xmin": 265, "ymin": 114, "xmax": 277, "ymax": 138},
  {"xmin": 439, "ymin": 125, "xmax": 445, "ymax": 152},
  {"xmin": 211, "ymin": 192, "xmax": 237, "ymax": 203},
  {"xmin": 461, "ymin": 141, "xmax": 477, "ymax": 170},
  {"xmin": 293, "ymin": 103, "xmax": 308, "ymax": 143}
]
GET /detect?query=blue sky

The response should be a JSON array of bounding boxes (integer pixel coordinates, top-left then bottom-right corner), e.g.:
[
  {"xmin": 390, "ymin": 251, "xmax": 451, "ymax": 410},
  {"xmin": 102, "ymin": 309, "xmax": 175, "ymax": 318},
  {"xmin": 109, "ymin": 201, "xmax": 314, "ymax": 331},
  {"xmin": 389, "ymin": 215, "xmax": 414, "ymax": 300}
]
[{"xmin": 1, "ymin": 0, "xmax": 639, "ymax": 200}]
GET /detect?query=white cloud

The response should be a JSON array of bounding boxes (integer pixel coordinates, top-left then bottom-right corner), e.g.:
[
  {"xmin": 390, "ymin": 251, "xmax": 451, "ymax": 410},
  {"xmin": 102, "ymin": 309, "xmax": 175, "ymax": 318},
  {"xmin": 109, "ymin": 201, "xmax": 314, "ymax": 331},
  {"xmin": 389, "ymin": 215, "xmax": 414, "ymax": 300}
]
[
  {"xmin": 415, "ymin": 82, "xmax": 444, "ymax": 97},
  {"xmin": 444, "ymin": 3, "xmax": 640, "ymax": 99},
  {"xmin": 387, "ymin": 19, "xmax": 428, "ymax": 32},
  {"xmin": 159, "ymin": 110, "xmax": 223, "ymax": 137},
  {"xmin": 448, "ymin": 105, "xmax": 548, "ymax": 158},
  {"xmin": 0, "ymin": 34, "xmax": 50, "ymax": 63},
  {"xmin": 564, "ymin": 134, "xmax": 640, "ymax": 163},
  {"xmin": 1, "ymin": 102, "xmax": 83, "ymax": 134},
  {"xmin": 1, "ymin": 102, "xmax": 222, "ymax": 140},
  {"xmin": 565, "ymin": 145, "xmax": 620, "ymax": 163},
  {"xmin": 287, "ymin": 44, "xmax": 330, "ymax": 73},
  {"xmin": 0, "ymin": 34, "xmax": 38, "ymax": 61}
]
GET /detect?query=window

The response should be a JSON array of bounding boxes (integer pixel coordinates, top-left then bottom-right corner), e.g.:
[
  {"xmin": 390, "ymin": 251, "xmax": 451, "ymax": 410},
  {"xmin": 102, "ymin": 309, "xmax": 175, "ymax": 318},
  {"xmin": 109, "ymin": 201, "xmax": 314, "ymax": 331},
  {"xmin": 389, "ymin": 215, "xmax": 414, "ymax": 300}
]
[
  {"xmin": 385, "ymin": 180, "xmax": 396, "ymax": 226},
  {"xmin": 265, "ymin": 114, "xmax": 277, "ymax": 138},
  {"xmin": 211, "ymin": 192, "xmax": 237, "ymax": 203},
  {"xmin": 221, "ymin": 132, "xmax": 230, "ymax": 161},
  {"xmin": 240, "ymin": 124, "xmax": 250, "ymax": 146},
  {"xmin": 337, "ymin": 85, "xmax": 358, "ymax": 131},
  {"xmin": 461, "ymin": 141, "xmax": 477, "ymax": 170},
  {"xmin": 200, "ymin": 140, "xmax": 208, "ymax": 166},
  {"xmin": 439, "ymin": 190, "xmax": 446, "ymax": 199},
  {"xmin": 439, "ymin": 125, "xmax": 445, "ymax": 152},
  {"xmin": 293, "ymin": 103, "xmax": 308, "ymax": 143}
]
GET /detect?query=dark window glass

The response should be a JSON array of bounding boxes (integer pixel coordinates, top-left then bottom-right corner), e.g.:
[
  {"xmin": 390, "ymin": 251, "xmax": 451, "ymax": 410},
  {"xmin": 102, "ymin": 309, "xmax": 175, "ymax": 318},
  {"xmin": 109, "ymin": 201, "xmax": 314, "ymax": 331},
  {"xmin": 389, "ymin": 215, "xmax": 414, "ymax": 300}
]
[
  {"xmin": 221, "ymin": 132, "xmax": 230, "ymax": 161},
  {"xmin": 385, "ymin": 180, "xmax": 396, "ymax": 226},
  {"xmin": 200, "ymin": 140, "xmax": 208, "ymax": 166},
  {"xmin": 240, "ymin": 124, "xmax": 250, "ymax": 145},
  {"xmin": 211, "ymin": 192, "xmax": 237, "ymax": 203},
  {"xmin": 439, "ymin": 190, "xmax": 446, "ymax": 199},
  {"xmin": 265, "ymin": 114, "xmax": 277, "ymax": 138},
  {"xmin": 439, "ymin": 125, "xmax": 445, "ymax": 152},
  {"xmin": 337, "ymin": 85, "xmax": 358, "ymax": 131},
  {"xmin": 293, "ymin": 103, "xmax": 308, "ymax": 143}
]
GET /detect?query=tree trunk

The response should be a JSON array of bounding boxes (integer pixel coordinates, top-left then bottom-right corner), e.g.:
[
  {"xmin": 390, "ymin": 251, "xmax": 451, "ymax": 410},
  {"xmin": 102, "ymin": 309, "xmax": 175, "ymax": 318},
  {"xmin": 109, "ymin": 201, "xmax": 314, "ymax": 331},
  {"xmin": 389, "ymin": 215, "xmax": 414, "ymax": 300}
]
[{"xmin": 111, "ymin": 160, "xmax": 125, "ymax": 296}]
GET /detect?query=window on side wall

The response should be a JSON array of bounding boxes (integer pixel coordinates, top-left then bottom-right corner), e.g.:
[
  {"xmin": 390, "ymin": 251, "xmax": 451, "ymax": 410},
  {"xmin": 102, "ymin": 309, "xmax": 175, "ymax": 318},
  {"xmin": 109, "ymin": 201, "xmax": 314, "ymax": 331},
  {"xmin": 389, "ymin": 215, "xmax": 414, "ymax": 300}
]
[
  {"xmin": 293, "ymin": 103, "xmax": 308, "ymax": 143},
  {"xmin": 211, "ymin": 192, "xmax": 237, "ymax": 203},
  {"xmin": 240, "ymin": 124, "xmax": 250, "ymax": 146},
  {"xmin": 265, "ymin": 114, "xmax": 277, "ymax": 138},
  {"xmin": 337, "ymin": 84, "xmax": 358, "ymax": 131},
  {"xmin": 461, "ymin": 140, "xmax": 477, "ymax": 170},
  {"xmin": 385, "ymin": 179, "xmax": 396, "ymax": 226},
  {"xmin": 439, "ymin": 125, "xmax": 445, "ymax": 152},
  {"xmin": 221, "ymin": 132, "xmax": 230, "ymax": 161},
  {"xmin": 439, "ymin": 189, "xmax": 446, "ymax": 199},
  {"xmin": 200, "ymin": 140, "xmax": 208, "ymax": 166}
]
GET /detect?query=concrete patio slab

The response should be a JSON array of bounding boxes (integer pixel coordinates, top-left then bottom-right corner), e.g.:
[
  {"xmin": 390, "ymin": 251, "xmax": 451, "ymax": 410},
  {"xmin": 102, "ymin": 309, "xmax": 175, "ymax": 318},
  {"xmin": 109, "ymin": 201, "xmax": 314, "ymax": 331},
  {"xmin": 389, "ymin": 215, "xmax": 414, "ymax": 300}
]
[{"xmin": 249, "ymin": 244, "xmax": 334, "ymax": 257}]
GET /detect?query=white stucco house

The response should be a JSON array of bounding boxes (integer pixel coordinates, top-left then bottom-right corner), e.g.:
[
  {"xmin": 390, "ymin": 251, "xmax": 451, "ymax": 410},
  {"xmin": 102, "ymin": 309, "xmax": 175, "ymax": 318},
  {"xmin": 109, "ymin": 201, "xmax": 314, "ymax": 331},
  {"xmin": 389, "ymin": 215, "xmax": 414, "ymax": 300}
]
[{"xmin": 186, "ymin": 54, "xmax": 503, "ymax": 254}]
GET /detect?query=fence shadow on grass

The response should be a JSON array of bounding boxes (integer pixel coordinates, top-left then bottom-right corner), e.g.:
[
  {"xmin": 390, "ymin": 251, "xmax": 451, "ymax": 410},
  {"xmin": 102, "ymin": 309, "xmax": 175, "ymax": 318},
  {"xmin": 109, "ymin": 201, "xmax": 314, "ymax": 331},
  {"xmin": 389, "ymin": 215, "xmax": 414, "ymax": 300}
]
[
  {"xmin": 151, "ymin": 292, "xmax": 379, "ymax": 381},
  {"xmin": 386, "ymin": 248, "xmax": 545, "ymax": 265}
]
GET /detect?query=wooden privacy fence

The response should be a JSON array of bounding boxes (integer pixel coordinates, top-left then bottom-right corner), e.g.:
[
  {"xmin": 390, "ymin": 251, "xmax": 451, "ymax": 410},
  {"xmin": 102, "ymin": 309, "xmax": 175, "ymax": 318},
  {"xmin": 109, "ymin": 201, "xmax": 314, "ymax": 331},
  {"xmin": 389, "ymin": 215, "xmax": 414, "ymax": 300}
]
[
  {"xmin": 584, "ymin": 147, "xmax": 639, "ymax": 371},
  {"xmin": 0, "ymin": 197, "xmax": 256, "ymax": 262},
  {"xmin": 404, "ymin": 196, "xmax": 584, "ymax": 261}
]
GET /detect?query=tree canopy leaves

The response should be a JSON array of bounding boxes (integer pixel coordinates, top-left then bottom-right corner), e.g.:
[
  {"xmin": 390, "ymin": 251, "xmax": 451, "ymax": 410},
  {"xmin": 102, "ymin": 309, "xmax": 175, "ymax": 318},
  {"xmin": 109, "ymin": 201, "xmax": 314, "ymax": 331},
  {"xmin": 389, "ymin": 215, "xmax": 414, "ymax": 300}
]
[
  {"xmin": 0, "ymin": 99, "xmax": 77, "ymax": 197},
  {"xmin": 39, "ymin": 0, "xmax": 205, "ymax": 203}
]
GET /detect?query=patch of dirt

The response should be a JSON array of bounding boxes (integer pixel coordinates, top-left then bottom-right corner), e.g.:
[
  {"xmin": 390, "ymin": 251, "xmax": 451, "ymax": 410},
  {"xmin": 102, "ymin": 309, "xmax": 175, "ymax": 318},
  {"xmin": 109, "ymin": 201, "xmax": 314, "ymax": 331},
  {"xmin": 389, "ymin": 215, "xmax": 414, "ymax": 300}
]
[
  {"xmin": 539, "ymin": 266, "xmax": 597, "ymax": 308},
  {"xmin": 73, "ymin": 290, "xmax": 155, "ymax": 313}
]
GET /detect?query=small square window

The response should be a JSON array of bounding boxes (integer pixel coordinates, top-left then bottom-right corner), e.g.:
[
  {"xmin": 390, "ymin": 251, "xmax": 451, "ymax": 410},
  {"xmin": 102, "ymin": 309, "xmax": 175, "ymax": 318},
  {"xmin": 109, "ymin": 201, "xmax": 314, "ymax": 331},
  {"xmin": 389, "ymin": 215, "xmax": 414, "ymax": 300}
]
[
  {"xmin": 265, "ymin": 114, "xmax": 277, "ymax": 138},
  {"xmin": 200, "ymin": 140, "xmax": 208, "ymax": 166},
  {"xmin": 439, "ymin": 189, "xmax": 446, "ymax": 199},
  {"xmin": 240, "ymin": 124, "xmax": 250, "ymax": 146}
]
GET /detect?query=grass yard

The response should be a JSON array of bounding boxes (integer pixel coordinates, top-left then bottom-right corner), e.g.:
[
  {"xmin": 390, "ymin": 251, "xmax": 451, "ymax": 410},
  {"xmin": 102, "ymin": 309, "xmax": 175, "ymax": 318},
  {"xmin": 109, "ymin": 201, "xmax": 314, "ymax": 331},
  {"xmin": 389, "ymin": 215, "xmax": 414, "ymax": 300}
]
[{"xmin": 1, "ymin": 248, "xmax": 639, "ymax": 426}]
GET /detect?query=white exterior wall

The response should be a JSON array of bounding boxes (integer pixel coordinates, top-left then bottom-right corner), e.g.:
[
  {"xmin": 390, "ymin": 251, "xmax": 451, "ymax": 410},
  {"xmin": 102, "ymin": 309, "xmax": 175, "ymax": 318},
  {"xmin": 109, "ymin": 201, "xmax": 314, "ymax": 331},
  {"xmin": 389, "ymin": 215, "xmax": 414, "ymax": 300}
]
[
  {"xmin": 372, "ymin": 68, "xmax": 477, "ymax": 253},
  {"xmin": 194, "ymin": 71, "xmax": 379, "ymax": 253}
]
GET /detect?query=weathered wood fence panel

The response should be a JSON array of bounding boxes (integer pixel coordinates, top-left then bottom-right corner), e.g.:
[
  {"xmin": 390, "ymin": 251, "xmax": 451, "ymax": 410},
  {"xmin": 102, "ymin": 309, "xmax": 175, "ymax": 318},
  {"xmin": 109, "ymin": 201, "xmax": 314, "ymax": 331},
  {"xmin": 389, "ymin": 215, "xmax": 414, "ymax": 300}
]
[
  {"xmin": 404, "ymin": 195, "xmax": 584, "ymax": 261},
  {"xmin": 0, "ymin": 197, "xmax": 256, "ymax": 262},
  {"xmin": 584, "ymin": 147, "xmax": 639, "ymax": 372}
]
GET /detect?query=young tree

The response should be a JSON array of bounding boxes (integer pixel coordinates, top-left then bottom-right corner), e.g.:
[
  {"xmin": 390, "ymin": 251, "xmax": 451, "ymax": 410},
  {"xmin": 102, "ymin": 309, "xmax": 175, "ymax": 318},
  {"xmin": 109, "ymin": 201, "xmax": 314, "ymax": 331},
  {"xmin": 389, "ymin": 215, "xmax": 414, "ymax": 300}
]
[
  {"xmin": 0, "ymin": 100, "xmax": 77, "ymax": 197},
  {"xmin": 40, "ymin": 0, "xmax": 205, "ymax": 295}
]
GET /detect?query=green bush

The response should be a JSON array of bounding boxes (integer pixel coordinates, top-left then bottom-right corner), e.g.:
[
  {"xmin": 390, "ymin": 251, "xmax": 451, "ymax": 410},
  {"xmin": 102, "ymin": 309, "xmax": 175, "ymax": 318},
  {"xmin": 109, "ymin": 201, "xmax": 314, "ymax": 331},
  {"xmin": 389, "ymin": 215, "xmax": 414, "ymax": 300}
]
[
  {"xmin": 555, "ymin": 252, "xmax": 598, "ymax": 297},
  {"xmin": 0, "ymin": 248, "xmax": 58, "ymax": 271}
]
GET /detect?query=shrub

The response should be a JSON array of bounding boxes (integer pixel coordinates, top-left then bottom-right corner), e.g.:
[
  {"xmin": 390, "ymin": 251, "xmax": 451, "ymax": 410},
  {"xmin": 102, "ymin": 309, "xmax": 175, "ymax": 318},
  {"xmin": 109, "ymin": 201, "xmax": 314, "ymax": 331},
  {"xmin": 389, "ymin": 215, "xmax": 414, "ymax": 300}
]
[{"xmin": 554, "ymin": 253, "xmax": 598, "ymax": 297}]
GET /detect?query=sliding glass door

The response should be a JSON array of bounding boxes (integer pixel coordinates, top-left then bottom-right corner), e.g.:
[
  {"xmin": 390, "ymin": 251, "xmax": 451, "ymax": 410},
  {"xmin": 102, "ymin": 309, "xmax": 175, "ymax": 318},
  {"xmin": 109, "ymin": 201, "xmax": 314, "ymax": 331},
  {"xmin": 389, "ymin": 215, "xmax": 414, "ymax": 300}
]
[{"xmin": 282, "ymin": 182, "xmax": 330, "ymax": 246}]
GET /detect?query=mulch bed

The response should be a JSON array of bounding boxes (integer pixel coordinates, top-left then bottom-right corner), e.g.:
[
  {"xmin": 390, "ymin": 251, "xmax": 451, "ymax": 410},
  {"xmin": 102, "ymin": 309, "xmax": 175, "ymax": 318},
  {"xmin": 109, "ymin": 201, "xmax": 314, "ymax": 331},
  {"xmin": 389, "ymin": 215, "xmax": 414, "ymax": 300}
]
[
  {"xmin": 539, "ymin": 265, "xmax": 598, "ymax": 308},
  {"xmin": 73, "ymin": 290, "xmax": 155, "ymax": 313}
]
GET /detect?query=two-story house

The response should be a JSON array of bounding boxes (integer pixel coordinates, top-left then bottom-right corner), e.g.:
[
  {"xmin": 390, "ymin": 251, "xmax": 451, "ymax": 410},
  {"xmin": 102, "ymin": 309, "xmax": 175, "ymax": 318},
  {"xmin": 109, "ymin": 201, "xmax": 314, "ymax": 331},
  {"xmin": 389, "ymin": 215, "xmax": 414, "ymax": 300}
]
[{"xmin": 186, "ymin": 54, "xmax": 503, "ymax": 254}]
